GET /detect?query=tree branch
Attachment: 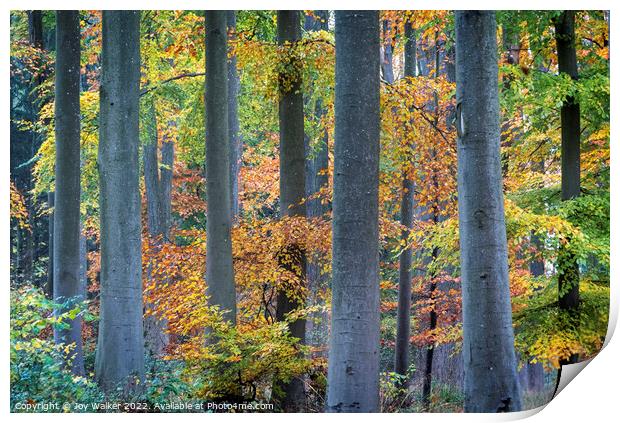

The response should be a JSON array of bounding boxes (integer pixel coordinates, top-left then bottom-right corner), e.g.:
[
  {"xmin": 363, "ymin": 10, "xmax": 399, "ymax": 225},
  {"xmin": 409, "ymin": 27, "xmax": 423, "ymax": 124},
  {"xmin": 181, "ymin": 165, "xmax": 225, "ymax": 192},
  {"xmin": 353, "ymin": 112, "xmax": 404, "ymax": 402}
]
[{"xmin": 140, "ymin": 72, "xmax": 206, "ymax": 97}]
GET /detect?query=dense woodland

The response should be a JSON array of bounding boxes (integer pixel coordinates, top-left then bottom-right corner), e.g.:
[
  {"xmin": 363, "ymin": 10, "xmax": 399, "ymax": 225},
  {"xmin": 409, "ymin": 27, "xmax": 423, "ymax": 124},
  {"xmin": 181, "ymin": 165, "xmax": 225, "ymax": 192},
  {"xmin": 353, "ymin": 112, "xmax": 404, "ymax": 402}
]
[{"xmin": 9, "ymin": 10, "xmax": 610, "ymax": 413}]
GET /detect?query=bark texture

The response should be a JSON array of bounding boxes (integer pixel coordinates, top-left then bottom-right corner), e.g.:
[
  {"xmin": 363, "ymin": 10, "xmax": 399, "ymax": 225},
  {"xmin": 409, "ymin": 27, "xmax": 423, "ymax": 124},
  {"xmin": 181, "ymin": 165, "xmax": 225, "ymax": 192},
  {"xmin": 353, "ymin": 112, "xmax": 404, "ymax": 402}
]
[
  {"xmin": 304, "ymin": 9, "xmax": 330, "ymax": 359},
  {"xmin": 455, "ymin": 10, "xmax": 522, "ymax": 412},
  {"xmin": 227, "ymin": 11, "xmax": 242, "ymax": 218},
  {"xmin": 95, "ymin": 10, "xmax": 145, "ymax": 393},
  {"xmin": 555, "ymin": 11, "xmax": 580, "ymax": 335},
  {"xmin": 142, "ymin": 103, "xmax": 174, "ymax": 355},
  {"xmin": 275, "ymin": 10, "xmax": 307, "ymax": 411},
  {"xmin": 205, "ymin": 11, "xmax": 236, "ymax": 324},
  {"xmin": 394, "ymin": 21, "xmax": 416, "ymax": 380},
  {"xmin": 326, "ymin": 10, "xmax": 380, "ymax": 413},
  {"xmin": 53, "ymin": 10, "xmax": 84, "ymax": 376}
]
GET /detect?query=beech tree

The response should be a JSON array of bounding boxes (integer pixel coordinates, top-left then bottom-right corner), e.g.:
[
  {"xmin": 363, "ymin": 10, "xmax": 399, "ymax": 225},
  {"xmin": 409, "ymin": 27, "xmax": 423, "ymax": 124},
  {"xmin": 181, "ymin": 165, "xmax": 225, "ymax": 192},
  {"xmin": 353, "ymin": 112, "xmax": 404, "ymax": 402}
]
[
  {"xmin": 53, "ymin": 10, "xmax": 84, "ymax": 376},
  {"xmin": 10, "ymin": 9, "xmax": 609, "ymax": 414},
  {"xmin": 274, "ymin": 10, "xmax": 307, "ymax": 411},
  {"xmin": 455, "ymin": 10, "xmax": 522, "ymax": 412},
  {"xmin": 327, "ymin": 10, "xmax": 380, "ymax": 413},
  {"xmin": 555, "ymin": 11, "xmax": 580, "ymax": 365},
  {"xmin": 304, "ymin": 9, "xmax": 330, "ymax": 356},
  {"xmin": 394, "ymin": 19, "xmax": 416, "ymax": 382},
  {"xmin": 205, "ymin": 10, "xmax": 236, "ymax": 324},
  {"xmin": 95, "ymin": 10, "xmax": 145, "ymax": 393},
  {"xmin": 143, "ymin": 100, "xmax": 174, "ymax": 355},
  {"xmin": 228, "ymin": 10, "xmax": 242, "ymax": 218}
]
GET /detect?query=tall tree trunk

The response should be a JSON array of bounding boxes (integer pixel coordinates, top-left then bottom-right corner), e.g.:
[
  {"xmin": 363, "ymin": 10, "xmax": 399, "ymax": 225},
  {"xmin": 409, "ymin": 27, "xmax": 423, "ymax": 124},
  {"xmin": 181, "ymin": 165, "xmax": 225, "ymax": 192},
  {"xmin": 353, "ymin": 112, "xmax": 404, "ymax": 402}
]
[
  {"xmin": 205, "ymin": 11, "xmax": 236, "ymax": 325},
  {"xmin": 144, "ymin": 103, "xmax": 163, "ymax": 236},
  {"xmin": 555, "ymin": 11, "xmax": 580, "ymax": 364},
  {"xmin": 274, "ymin": 10, "xmax": 307, "ymax": 411},
  {"xmin": 53, "ymin": 10, "xmax": 84, "ymax": 377},
  {"xmin": 326, "ymin": 10, "xmax": 380, "ymax": 413},
  {"xmin": 47, "ymin": 191, "xmax": 54, "ymax": 298},
  {"xmin": 22, "ymin": 10, "xmax": 45, "ymax": 285},
  {"xmin": 422, "ymin": 34, "xmax": 442, "ymax": 409},
  {"xmin": 455, "ymin": 11, "xmax": 522, "ymax": 412},
  {"xmin": 142, "ymin": 102, "xmax": 172, "ymax": 355},
  {"xmin": 394, "ymin": 20, "xmax": 416, "ymax": 381},
  {"xmin": 95, "ymin": 10, "xmax": 145, "ymax": 393},
  {"xmin": 227, "ymin": 11, "xmax": 242, "ymax": 219},
  {"xmin": 304, "ymin": 9, "xmax": 330, "ymax": 359}
]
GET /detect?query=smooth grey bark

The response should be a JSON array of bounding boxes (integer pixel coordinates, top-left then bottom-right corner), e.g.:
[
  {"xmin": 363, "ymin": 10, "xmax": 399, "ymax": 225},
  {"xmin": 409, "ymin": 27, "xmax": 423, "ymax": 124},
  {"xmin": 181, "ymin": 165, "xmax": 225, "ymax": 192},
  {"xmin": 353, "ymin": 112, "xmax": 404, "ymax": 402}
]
[
  {"xmin": 394, "ymin": 21, "xmax": 416, "ymax": 380},
  {"xmin": 555, "ymin": 11, "xmax": 580, "ymax": 337},
  {"xmin": 144, "ymin": 105, "xmax": 163, "ymax": 236},
  {"xmin": 160, "ymin": 140, "xmax": 173, "ymax": 233},
  {"xmin": 304, "ymin": 9, "xmax": 330, "ymax": 359},
  {"xmin": 142, "ymin": 103, "xmax": 174, "ymax": 355},
  {"xmin": 519, "ymin": 360, "xmax": 545, "ymax": 392},
  {"xmin": 455, "ymin": 11, "xmax": 522, "ymax": 412},
  {"xmin": 95, "ymin": 10, "xmax": 145, "ymax": 393},
  {"xmin": 326, "ymin": 10, "xmax": 380, "ymax": 413},
  {"xmin": 53, "ymin": 10, "xmax": 84, "ymax": 376},
  {"xmin": 381, "ymin": 20, "xmax": 395, "ymax": 84},
  {"xmin": 275, "ymin": 10, "xmax": 307, "ymax": 411},
  {"xmin": 205, "ymin": 11, "xmax": 236, "ymax": 325},
  {"xmin": 227, "ymin": 11, "xmax": 242, "ymax": 219}
]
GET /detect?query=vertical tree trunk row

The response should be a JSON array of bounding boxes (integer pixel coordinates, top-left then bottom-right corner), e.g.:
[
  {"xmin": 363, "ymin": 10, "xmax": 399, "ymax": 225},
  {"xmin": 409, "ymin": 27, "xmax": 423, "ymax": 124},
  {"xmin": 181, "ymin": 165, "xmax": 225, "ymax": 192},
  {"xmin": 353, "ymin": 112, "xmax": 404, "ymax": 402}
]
[
  {"xmin": 455, "ymin": 10, "xmax": 522, "ymax": 412},
  {"xmin": 95, "ymin": 10, "xmax": 145, "ymax": 393},
  {"xmin": 327, "ymin": 10, "xmax": 380, "ymax": 413}
]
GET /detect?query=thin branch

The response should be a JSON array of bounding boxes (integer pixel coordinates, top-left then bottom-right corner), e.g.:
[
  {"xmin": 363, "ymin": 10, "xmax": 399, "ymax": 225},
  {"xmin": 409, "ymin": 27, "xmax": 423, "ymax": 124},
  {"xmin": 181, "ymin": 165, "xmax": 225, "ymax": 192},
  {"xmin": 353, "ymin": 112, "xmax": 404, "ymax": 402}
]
[{"xmin": 140, "ymin": 72, "xmax": 205, "ymax": 97}]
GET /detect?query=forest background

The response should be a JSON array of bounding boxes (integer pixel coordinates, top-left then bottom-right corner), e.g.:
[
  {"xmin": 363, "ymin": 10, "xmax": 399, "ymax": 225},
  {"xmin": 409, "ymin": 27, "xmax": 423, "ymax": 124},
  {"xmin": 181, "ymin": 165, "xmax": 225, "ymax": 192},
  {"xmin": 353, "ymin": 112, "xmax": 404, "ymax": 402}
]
[{"xmin": 4, "ymin": 0, "xmax": 616, "ymax": 418}]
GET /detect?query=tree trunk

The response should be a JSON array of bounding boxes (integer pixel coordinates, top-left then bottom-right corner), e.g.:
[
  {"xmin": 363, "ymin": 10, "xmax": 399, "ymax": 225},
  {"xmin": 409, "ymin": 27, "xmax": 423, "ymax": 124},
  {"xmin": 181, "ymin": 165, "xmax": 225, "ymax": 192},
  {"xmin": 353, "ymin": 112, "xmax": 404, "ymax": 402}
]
[
  {"xmin": 21, "ymin": 10, "xmax": 45, "ymax": 285},
  {"xmin": 28, "ymin": 10, "xmax": 44, "ymax": 49},
  {"xmin": 227, "ymin": 11, "xmax": 242, "ymax": 219},
  {"xmin": 555, "ymin": 12, "xmax": 580, "ymax": 360},
  {"xmin": 205, "ymin": 11, "xmax": 236, "ymax": 325},
  {"xmin": 455, "ymin": 11, "xmax": 522, "ymax": 412},
  {"xmin": 53, "ymin": 10, "xmax": 84, "ymax": 377},
  {"xmin": 47, "ymin": 191, "xmax": 54, "ymax": 298},
  {"xmin": 394, "ymin": 21, "xmax": 416, "ymax": 381},
  {"xmin": 143, "ymin": 102, "xmax": 163, "ymax": 236},
  {"xmin": 274, "ymin": 10, "xmax": 307, "ymax": 411},
  {"xmin": 304, "ymin": 9, "xmax": 330, "ymax": 360},
  {"xmin": 95, "ymin": 10, "xmax": 145, "ymax": 394},
  {"xmin": 421, "ymin": 34, "xmax": 442, "ymax": 409},
  {"xmin": 326, "ymin": 10, "xmax": 380, "ymax": 413},
  {"xmin": 142, "ymin": 102, "xmax": 172, "ymax": 355},
  {"xmin": 160, "ymin": 138, "xmax": 173, "ymax": 239},
  {"xmin": 381, "ymin": 19, "xmax": 395, "ymax": 84}
]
